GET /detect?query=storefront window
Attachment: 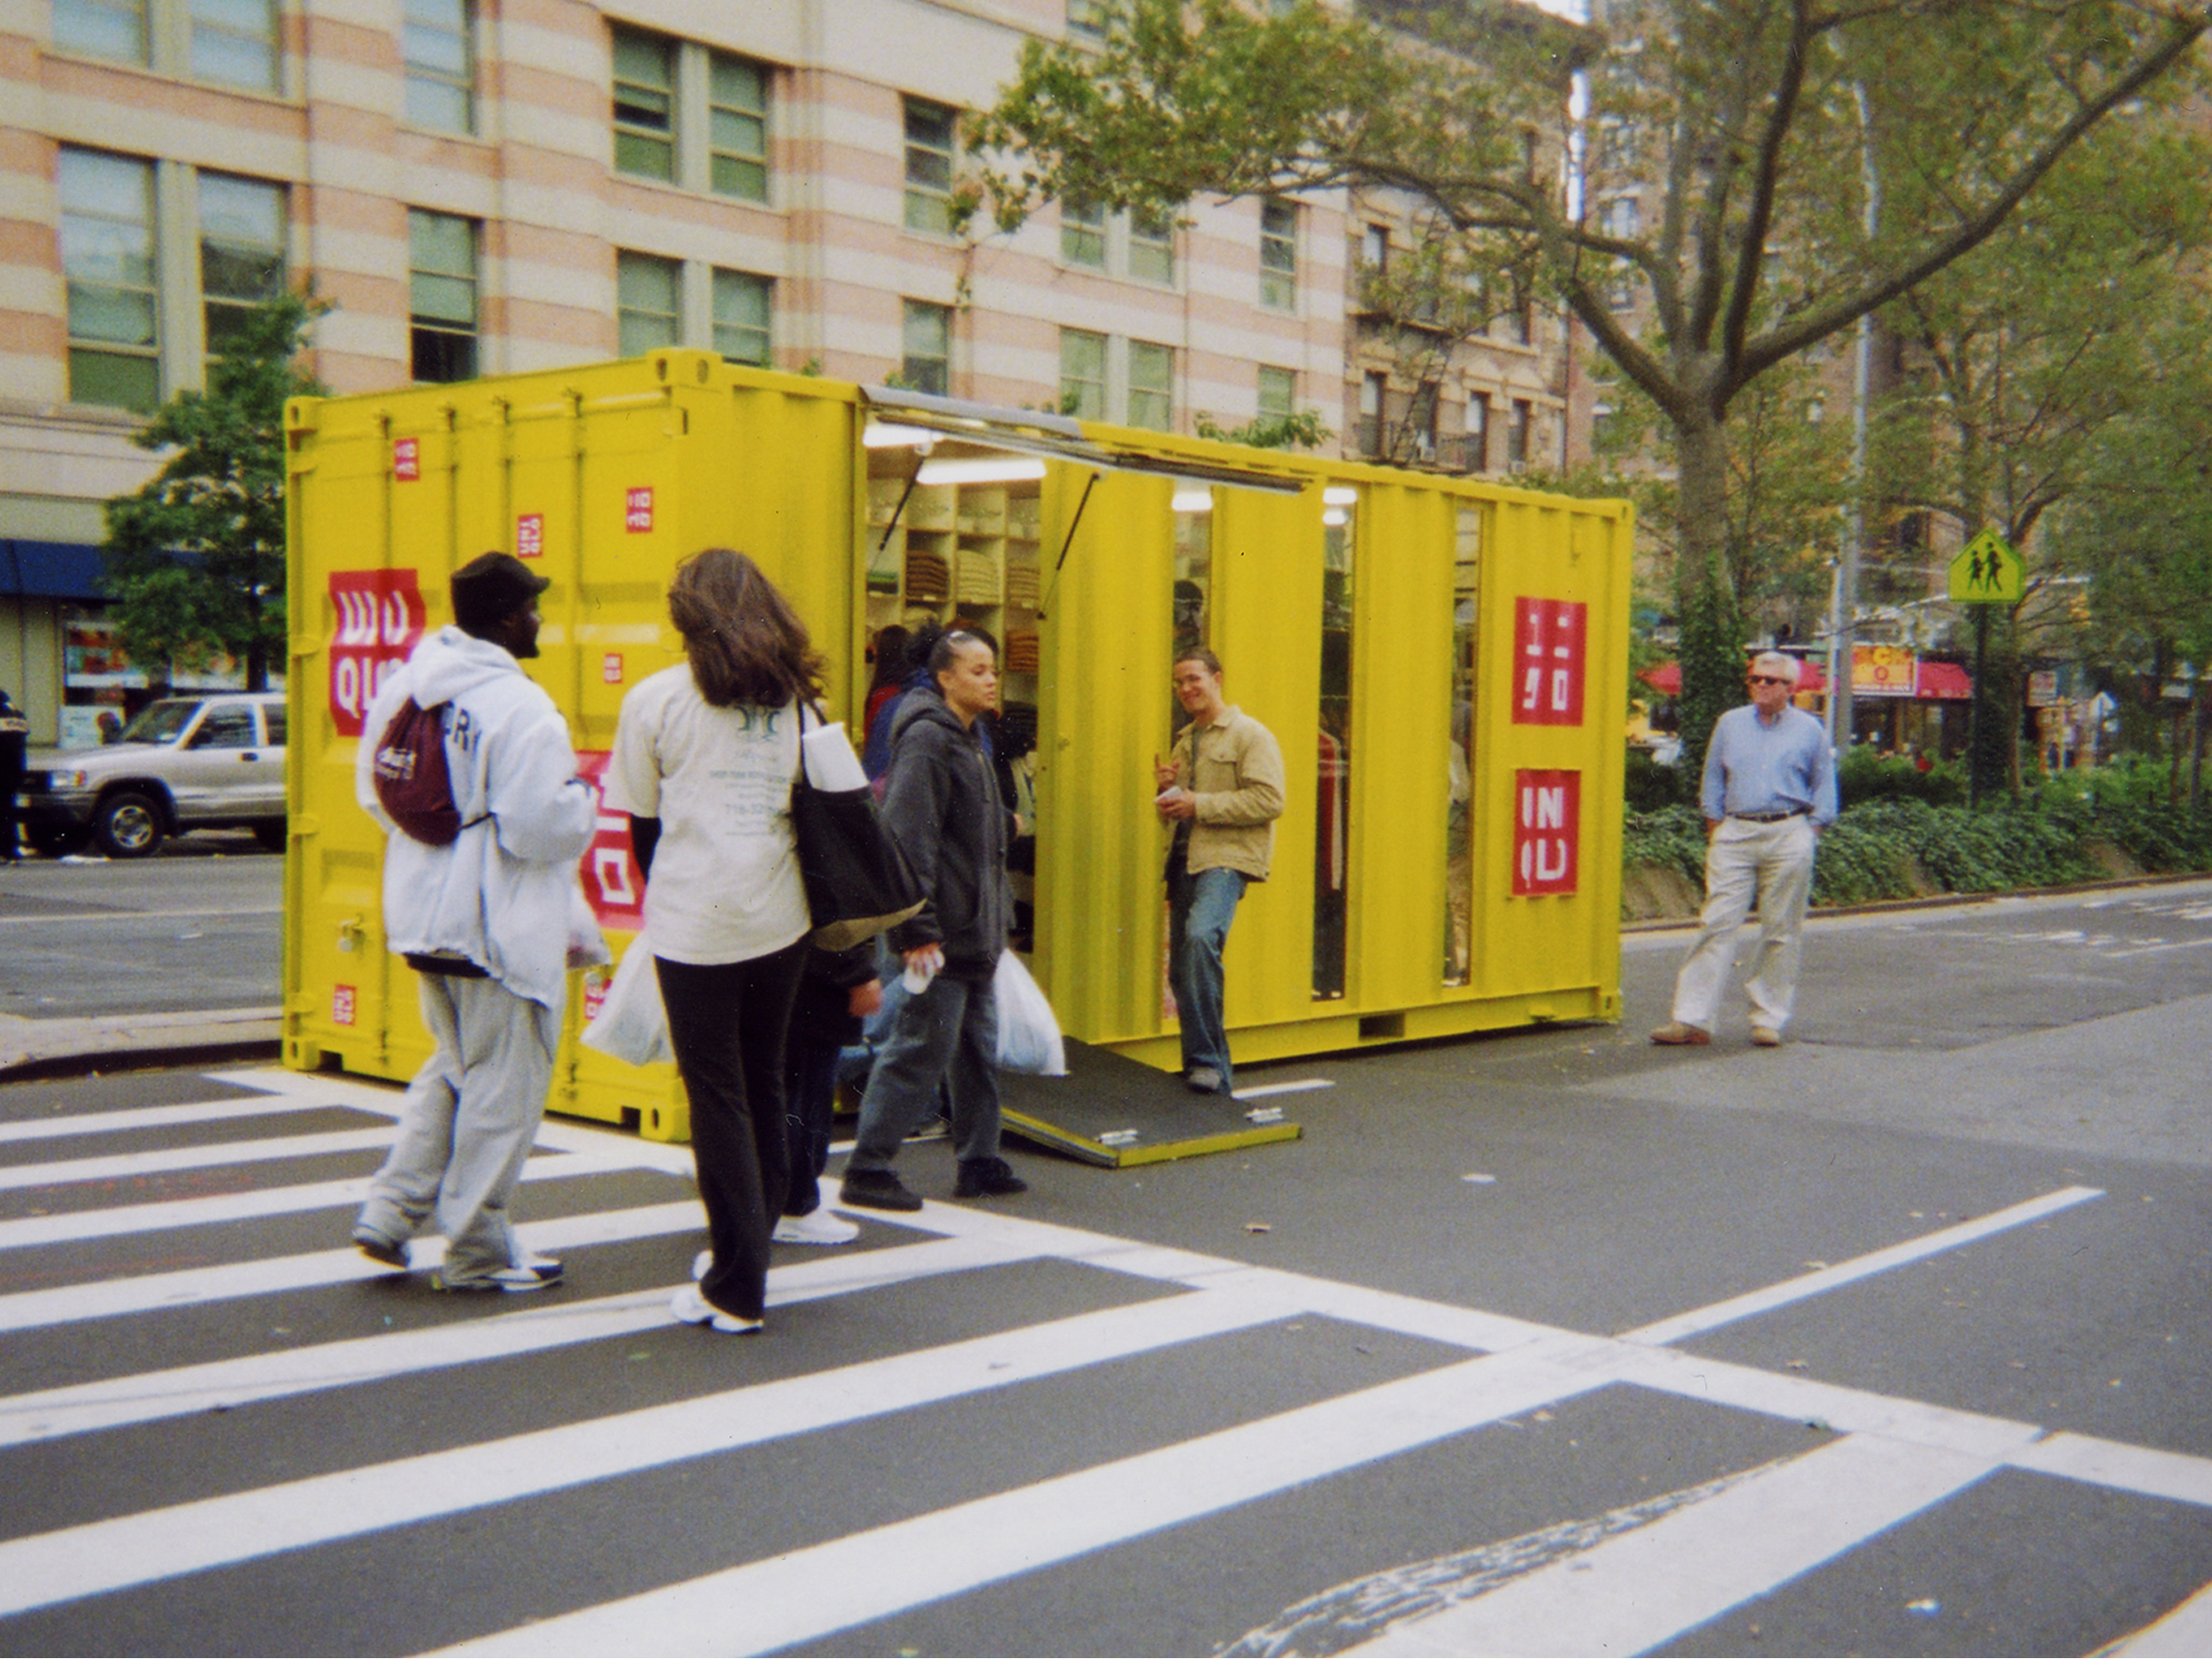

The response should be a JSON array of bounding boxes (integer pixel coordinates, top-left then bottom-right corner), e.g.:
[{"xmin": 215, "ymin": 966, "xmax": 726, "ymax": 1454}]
[
  {"xmin": 1447, "ymin": 505, "xmax": 1480, "ymax": 985},
  {"xmin": 1315, "ymin": 488, "xmax": 1355, "ymax": 998}
]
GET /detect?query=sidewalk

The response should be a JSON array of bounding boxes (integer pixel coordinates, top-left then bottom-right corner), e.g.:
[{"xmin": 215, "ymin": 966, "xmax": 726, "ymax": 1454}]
[{"xmin": 0, "ymin": 1005, "xmax": 280, "ymax": 1080}]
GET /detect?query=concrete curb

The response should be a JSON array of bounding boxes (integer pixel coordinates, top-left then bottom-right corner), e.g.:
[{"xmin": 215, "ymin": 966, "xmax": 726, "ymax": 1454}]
[
  {"xmin": 1621, "ymin": 868, "xmax": 2212, "ymax": 934},
  {"xmin": 0, "ymin": 1007, "xmax": 281, "ymax": 1082}
]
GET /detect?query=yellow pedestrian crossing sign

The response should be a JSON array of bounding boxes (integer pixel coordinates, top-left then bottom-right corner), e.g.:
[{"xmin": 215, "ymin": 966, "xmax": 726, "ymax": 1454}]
[{"xmin": 1949, "ymin": 528, "xmax": 2023, "ymax": 604}]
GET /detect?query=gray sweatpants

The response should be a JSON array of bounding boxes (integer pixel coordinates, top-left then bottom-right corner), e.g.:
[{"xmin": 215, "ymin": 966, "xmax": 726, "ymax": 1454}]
[{"xmin": 356, "ymin": 971, "xmax": 560, "ymax": 1282}]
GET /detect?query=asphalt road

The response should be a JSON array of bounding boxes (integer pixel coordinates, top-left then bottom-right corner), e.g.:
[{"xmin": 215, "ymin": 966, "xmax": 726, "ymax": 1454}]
[
  {"xmin": 0, "ymin": 876, "xmax": 2206, "ymax": 1655},
  {"xmin": 0, "ymin": 833, "xmax": 281, "ymax": 1021}
]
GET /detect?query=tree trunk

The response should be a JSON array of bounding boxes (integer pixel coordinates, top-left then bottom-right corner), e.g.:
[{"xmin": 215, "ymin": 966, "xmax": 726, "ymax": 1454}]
[{"xmin": 1671, "ymin": 415, "xmax": 1743, "ymax": 787}]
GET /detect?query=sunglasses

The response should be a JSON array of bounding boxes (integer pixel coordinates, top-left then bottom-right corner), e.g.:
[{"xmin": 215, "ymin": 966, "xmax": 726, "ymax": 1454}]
[{"xmin": 1747, "ymin": 674, "xmax": 1793, "ymax": 687}]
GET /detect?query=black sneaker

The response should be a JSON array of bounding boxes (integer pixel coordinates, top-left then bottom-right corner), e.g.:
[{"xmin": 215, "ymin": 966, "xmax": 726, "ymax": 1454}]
[
  {"xmin": 955, "ymin": 1156, "xmax": 1028, "ymax": 1199},
  {"xmin": 352, "ymin": 1228, "xmax": 410, "ymax": 1271},
  {"xmin": 840, "ymin": 1168, "xmax": 924, "ymax": 1212}
]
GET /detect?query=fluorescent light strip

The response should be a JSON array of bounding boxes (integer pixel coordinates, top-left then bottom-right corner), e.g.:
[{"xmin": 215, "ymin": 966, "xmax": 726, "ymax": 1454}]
[{"xmin": 915, "ymin": 457, "xmax": 1047, "ymax": 486}]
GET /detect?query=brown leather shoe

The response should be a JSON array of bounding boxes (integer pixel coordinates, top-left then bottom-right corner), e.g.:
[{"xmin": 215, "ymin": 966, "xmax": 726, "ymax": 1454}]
[
  {"xmin": 1649, "ymin": 1021, "xmax": 1711, "ymax": 1046},
  {"xmin": 1750, "ymin": 1027, "xmax": 1783, "ymax": 1048}
]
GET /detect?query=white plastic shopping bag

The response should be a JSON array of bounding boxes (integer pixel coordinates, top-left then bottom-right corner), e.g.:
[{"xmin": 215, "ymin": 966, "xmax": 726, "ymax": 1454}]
[
  {"xmin": 994, "ymin": 949, "xmax": 1066, "ymax": 1076},
  {"xmin": 580, "ymin": 937, "xmax": 672, "ymax": 1068}
]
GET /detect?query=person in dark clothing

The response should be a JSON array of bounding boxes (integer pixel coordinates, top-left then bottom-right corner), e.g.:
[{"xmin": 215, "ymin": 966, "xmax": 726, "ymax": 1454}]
[
  {"xmin": 0, "ymin": 689, "xmax": 27, "ymax": 861},
  {"xmin": 861, "ymin": 620, "xmax": 944, "ymax": 782},
  {"xmin": 776, "ymin": 941, "xmax": 879, "ymax": 1243},
  {"xmin": 862, "ymin": 624, "xmax": 911, "ymax": 749},
  {"xmin": 840, "ymin": 631, "xmax": 1025, "ymax": 1211}
]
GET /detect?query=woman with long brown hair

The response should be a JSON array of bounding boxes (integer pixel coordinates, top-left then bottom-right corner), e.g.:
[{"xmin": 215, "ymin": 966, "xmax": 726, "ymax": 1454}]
[{"xmin": 605, "ymin": 548, "xmax": 823, "ymax": 1333}]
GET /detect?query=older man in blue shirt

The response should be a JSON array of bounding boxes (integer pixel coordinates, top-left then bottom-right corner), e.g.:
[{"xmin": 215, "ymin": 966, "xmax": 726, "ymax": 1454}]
[{"xmin": 1653, "ymin": 651, "xmax": 1839, "ymax": 1048}]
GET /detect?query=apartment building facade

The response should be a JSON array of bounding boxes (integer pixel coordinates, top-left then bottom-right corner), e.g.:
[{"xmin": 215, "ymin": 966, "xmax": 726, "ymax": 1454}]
[{"xmin": 2, "ymin": 0, "xmax": 1363, "ymax": 741}]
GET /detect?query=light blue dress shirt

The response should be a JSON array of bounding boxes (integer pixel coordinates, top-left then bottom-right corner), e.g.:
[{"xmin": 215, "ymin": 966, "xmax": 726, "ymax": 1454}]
[{"xmin": 1701, "ymin": 703, "xmax": 1839, "ymax": 826}]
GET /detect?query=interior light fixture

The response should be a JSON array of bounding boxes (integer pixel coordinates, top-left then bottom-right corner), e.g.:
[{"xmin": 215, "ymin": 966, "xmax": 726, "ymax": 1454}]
[
  {"xmin": 1171, "ymin": 488, "xmax": 1215, "ymax": 513},
  {"xmin": 1323, "ymin": 486, "xmax": 1359, "ymax": 505},
  {"xmin": 1322, "ymin": 508, "xmax": 1349, "ymax": 527},
  {"xmin": 915, "ymin": 456, "xmax": 1048, "ymax": 486},
  {"xmin": 863, "ymin": 422, "xmax": 940, "ymax": 449}
]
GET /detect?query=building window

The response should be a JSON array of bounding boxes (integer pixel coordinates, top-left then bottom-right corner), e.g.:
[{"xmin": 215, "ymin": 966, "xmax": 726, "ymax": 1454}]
[
  {"xmin": 1409, "ymin": 381, "xmax": 1440, "ymax": 457},
  {"xmin": 198, "ymin": 173, "xmax": 286, "ymax": 357},
  {"xmin": 709, "ymin": 55, "xmax": 769, "ymax": 202},
  {"xmin": 903, "ymin": 98, "xmax": 957, "ymax": 235},
  {"xmin": 1127, "ymin": 340, "xmax": 1172, "ymax": 431},
  {"xmin": 190, "ymin": 0, "xmax": 279, "ymax": 91},
  {"xmin": 1060, "ymin": 328, "xmax": 1106, "ymax": 420},
  {"xmin": 902, "ymin": 299, "xmax": 950, "ymax": 396},
  {"xmin": 1259, "ymin": 197, "xmax": 1297, "ymax": 311},
  {"xmin": 53, "ymin": 0, "xmax": 148, "ymax": 64},
  {"xmin": 404, "ymin": 0, "xmax": 474, "ymax": 133},
  {"xmin": 1129, "ymin": 206, "xmax": 1175, "ymax": 284},
  {"xmin": 1257, "ymin": 365, "xmax": 1295, "ymax": 422},
  {"xmin": 1361, "ymin": 222, "xmax": 1388, "ymax": 273},
  {"xmin": 1356, "ymin": 371, "xmax": 1386, "ymax": 457},
  {"xmin": 617, "ymin": 251, "xmax": 681, "ymax": 357},
  {"xmin": 713, "ymin": 267, "xmax": 771, "ymax": 365},
  {"xmin": 1508, "ymin": 399, "xmax": 1532, "ymax": 471},
  {"xmin": 1470, "ymin": 394, "xmax": 1493, "ymax": 471},
  {"xmin": 612, "ymin": 27, "xmax": 676, "ymax": 182},
  {"xmin": 409, "ymin": 208, "xmax": 478, "ymax": 383},
  {"xmin": 1590, "ymin": 401, "xmax": 1615, "ymax": 452},
  {"xmin": 59, "ymin": 149, "xmax": 160, "ymax": 412},
  {"xmin": 1062, "ymin": 198, "xmax": 1106, "ymax": 268}
]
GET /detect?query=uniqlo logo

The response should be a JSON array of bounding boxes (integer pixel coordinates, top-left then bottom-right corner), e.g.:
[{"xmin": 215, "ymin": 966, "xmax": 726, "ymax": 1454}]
[
  {"xmin": 603, "ymin": 653, "xmax": 624, "ymax": 685},
  {"xmin": 624, "ymin": 488, "xmax": 653, "ymax": 533},
  {"xmin": 327, "ymin": 568, "xmax": 427, "ymax": 737},
  {"xmin": 1512, "ymin": 597, "xmax": 1587, "ymax": 726},
  {"xmin": 1512, "ymin": 769, "xmax": 1579, "ymax": 895},
  {"xmin": 574, "ymin": 750, "xmax": 645, "ymax": 930},
  {"xmin": 393, "ymin": 438, "xmax": 419, "ymax": 481},
  {"xmin": 516, "ymin": 512, "xmax": 544, "ymax": 557},
  {"xmin": 333, "ymin": 985, "xmax": 357, "ymax": 1026}
]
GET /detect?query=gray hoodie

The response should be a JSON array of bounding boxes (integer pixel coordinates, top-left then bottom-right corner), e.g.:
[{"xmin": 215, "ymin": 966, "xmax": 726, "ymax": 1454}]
[{"xmin": 354, "ymin": 625, "xmax": 595, "ymax": 1007}]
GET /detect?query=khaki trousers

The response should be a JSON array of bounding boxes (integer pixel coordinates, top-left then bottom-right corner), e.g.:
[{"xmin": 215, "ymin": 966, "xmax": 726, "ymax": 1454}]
[{"xmin": 1670, "ymin": 815, "xmax": 1816, "ymax": 1033}]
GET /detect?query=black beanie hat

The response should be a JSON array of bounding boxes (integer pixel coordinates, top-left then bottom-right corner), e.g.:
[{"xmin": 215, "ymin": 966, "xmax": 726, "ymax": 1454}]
[{"xmin": 449, "ymin": 551, "xmax": 550, "ymax": 636}]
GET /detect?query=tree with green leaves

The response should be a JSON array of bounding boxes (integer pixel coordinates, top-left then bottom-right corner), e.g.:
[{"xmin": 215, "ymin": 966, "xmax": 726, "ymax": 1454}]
[
  {"xmin": 102, "ymin": 291, "xmax": 326, "ymax": 694},
  {"xmin": 973, "ymin": 0, "xmax": 2211, "ymax": 760}
]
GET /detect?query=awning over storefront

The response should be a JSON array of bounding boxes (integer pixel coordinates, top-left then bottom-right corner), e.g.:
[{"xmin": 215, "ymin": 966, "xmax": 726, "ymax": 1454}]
[
  {"xmin": 1638, "ymin": 655, "xmax": 1972, "ymax": 700},
  {"xmin": 0, "ymin": 540, "xmax": 106, "ymax": 601},
  {"xmin": 1637, "ymin": 657, "xmax": 1830, "ymax": 696}
]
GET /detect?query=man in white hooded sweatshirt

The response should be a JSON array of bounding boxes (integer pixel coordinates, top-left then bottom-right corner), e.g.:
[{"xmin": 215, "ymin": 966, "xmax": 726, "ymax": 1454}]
[{"xmin": 350, "ymin": 552, "xmax": 596, "ymax": 1291}]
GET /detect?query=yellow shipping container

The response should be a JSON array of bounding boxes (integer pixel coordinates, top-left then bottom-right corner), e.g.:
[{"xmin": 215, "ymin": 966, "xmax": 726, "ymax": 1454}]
[{"xmin": 283, "ymin": 352, "xmax": 1631, "ymax": 1140}]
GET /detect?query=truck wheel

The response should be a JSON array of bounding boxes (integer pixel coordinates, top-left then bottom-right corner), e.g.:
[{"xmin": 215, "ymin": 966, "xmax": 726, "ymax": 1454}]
[{"xmin": 93, "ymin": 791, "xmax": 165, "ymax": 858}]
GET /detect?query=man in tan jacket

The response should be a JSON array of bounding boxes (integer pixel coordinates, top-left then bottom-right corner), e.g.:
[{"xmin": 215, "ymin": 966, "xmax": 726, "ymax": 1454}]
[{"xmin": 1154, "ymin": 648, "xmax": 1286, "ymax": 1094}]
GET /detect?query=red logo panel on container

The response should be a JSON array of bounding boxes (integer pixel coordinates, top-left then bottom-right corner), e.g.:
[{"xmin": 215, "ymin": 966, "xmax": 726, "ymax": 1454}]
[
  {"xmin": 575, "ymin": 749, "xmax": 644, "ymax": 931},
  {"xmin": 516, "ymin": 512, "xmax": 544, "ymax": 558},
  {"xmin": 625, "ymin": 488, "xmax": 654, "ymax": 533},
  {"xmin": 333, "ymin": 985, "xmax": 357, "ymax": 1026},
  {"xmin": 328, "ymin": 569, "xmax": 427, "ymax": 738},
  {"xmin": 1512, "ymin": 597, "xmax": 1587, "ymax": 726},
  {"xmin": 1512, "ymin": 768, "xmax": 1580, "ymax": 895},
  {"xmin": 392, "ymin": 438, "xmax": 419, "ymax": 480}
]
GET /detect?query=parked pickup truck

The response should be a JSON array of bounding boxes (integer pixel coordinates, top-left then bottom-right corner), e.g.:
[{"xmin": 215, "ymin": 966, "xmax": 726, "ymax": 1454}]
[{"xmin": 19, "ymin": 692, "xmax": 288, "ymax": 858}]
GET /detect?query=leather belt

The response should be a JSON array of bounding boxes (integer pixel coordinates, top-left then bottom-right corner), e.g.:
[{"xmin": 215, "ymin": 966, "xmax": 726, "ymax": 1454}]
[{"xmin": 1731, "ymin": 809, "xmax": 1808, "ymax": 823}]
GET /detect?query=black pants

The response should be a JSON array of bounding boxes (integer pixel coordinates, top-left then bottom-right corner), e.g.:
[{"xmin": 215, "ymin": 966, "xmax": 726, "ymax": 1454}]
[
  {"xmin": 0, "ymin": 764, "xmax": 19, "ymax": 858},
  {"xmin": 656, "ymin": 942, "xmax": 807, "ymax": 1321},
  {"xmin": 781, "ymin": 972, "xmax": 856, "ymax": 1217}
]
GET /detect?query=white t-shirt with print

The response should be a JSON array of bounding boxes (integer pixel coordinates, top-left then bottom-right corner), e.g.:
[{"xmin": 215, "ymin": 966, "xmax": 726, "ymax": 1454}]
[{"xmin": 604, "ymin": 664, "xmax": 810, "ymax": 965}]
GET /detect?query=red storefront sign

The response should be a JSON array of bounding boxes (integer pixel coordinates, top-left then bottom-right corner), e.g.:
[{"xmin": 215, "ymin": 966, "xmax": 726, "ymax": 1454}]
[
  {"xmin": 1512, "ymin": 598, "xmax": 1587, "ymax": 726},
  {"xmin": 575, "ymin": 749, "xmax": 645, "ymax": 931},
  {"xmin": 328, "ymin": 568, "xmax": 427, "ymax": 738},
  {"xmin": 1512, "ymin": 768, "xmax": 1580, "ymax": 895},
  {"xmin": 392, "ymin": 438, "xmax": 419, "ymax": 480}
]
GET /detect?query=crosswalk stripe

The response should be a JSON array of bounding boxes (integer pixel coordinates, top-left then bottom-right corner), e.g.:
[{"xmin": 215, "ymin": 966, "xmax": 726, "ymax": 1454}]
[
  {"xmin": 0, "ymin": 1148, "xmax": 631, "ymax": 1255},
  {"xmin": 0, "ymin": 1093, "xmax": 357, "ymax": 1146},
  {"xmin": 440, "ymin": 1342, "xmax": 1616, "ymax": 1657},
  {"xmin": 2111, "ymin": 1578, "xmax": 2212, "ymax": 1657},
  {"xmin": 0, "ymin": 1126, "xmax": 397, "ymax": 1192},
  {"xmin": 1343, "ymin": 1432, "xmax": 2029, "ymax": 1656},
  {"xmin": 0, "ymin": 1233, "xmax": 1040, "ymax": 1447},
  {"xmin": 0, "ymin": 1284, "xmax": 1299, "ymax": 1621},
  {"xmin": 2008, "ymin": 1431, "xmax": 2212, "ymax": 1507},
  {"xmin": 1618, "ymin": 1186, "xmax": 2105, "ymax": 1347}
]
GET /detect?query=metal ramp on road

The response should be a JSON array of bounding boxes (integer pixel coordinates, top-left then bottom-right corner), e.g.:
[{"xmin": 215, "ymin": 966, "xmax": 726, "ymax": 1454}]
[{"xmin": 998, "ymin": 1039, "xmax": 1303, "ymax": 1169}]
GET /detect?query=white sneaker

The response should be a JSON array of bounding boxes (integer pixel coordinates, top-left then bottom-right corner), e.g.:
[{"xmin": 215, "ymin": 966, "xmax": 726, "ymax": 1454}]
[
  {"xmin": 434, "ymin": 1253, "xmax": 562, "ymax": 1294},
  {"xmin": 670, "ymin": 1283, "xmax": 761, "ymax": 1334},
  {"xmin": 692, "ymin": 1248, "xmax": 711, "ymax": 1282},
  {"xmin": 773, "ymin": 1208, "xmax": 860, "ymax": 1245}
]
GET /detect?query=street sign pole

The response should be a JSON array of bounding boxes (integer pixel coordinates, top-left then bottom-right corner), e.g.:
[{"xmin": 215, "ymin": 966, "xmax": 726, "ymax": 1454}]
[{"xmin": 1969, "ymin": 606, "xmax": 1990, "ymax": 809}]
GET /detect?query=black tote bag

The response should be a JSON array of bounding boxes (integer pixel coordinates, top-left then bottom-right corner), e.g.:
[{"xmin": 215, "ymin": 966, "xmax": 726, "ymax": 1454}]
[{"xmin": 791, "ymin": 704, "xmax": 926, "ymax": 951}]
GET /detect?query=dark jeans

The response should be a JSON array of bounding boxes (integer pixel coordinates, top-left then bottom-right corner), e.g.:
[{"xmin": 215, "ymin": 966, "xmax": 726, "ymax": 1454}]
[
  {"xmin": 849, "ymin": 971, "xmax": 1002, "ymax": 1172},
  {"xmin": 656, "ymin": 942, "xmax": 806, "ymax": 1321},
  {"xmin": 780, "ymin": 973, "xmax": 854, "ymax": 1217}
]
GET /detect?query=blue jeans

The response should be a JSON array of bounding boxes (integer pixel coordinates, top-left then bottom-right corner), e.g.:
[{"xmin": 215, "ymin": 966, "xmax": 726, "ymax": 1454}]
[
  {"xmin": 1169, "ymin": 865, "xmax": 1248, "ymax": 1086},
  {"xmin": 848, "ymin": 972, "xmax": 1002, "ymax": 1171}
]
